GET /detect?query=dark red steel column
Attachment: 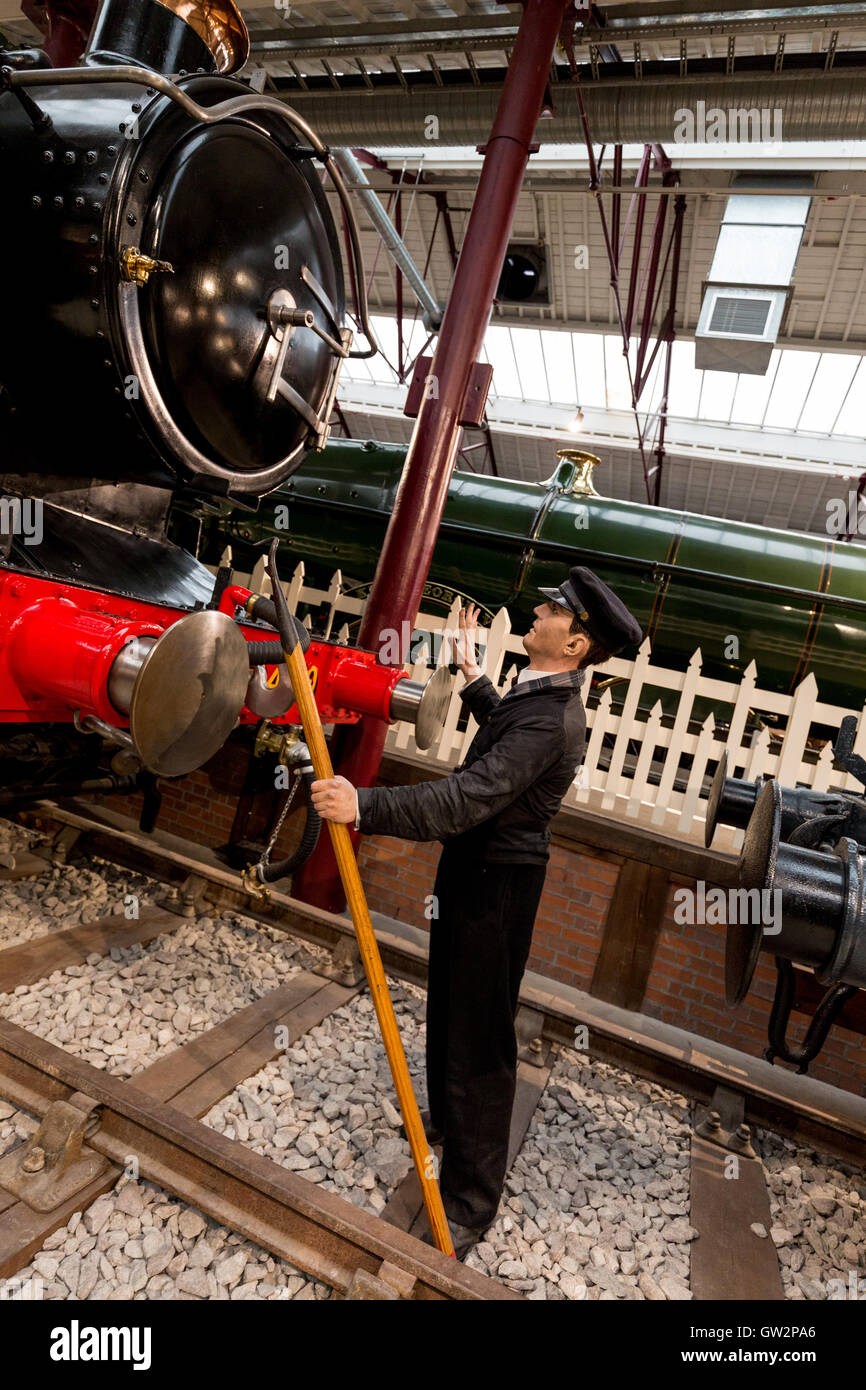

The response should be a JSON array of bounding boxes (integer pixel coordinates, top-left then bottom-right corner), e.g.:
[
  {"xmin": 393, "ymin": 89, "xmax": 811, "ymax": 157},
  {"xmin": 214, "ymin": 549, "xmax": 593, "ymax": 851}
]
[
  {"xmin": 294, "ymin": 0, "xmax": 569, "ymax": 912},
  {"xmin": 27, "ymin": 0, "xmax": 98, "ymax": 67}
]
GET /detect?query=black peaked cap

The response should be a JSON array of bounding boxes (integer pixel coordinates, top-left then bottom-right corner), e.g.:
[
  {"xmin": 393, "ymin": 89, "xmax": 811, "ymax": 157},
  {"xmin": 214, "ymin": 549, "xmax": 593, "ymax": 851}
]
[{"xmin": 538, "ymin": 566, "xmax": 643, "ymax": 655}]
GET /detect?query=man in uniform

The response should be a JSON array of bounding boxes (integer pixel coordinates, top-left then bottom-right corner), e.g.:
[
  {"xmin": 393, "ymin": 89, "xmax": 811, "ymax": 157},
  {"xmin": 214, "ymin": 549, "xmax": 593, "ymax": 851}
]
[{"xmin": 311, "ymin": 566, "xmax": 642, "ymax": 1257}]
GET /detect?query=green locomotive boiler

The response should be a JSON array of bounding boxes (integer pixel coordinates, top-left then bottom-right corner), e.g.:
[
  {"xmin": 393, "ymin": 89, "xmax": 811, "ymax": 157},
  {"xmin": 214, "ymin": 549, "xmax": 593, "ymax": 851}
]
[{"xmin": 181, "ymin": 439, "xmax": 866, "ymax": 713}]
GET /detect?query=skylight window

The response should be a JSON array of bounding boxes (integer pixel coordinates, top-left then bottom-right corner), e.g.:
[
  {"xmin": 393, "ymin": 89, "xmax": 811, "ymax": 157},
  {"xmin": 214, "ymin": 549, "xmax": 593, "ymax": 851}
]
[
  {"xmin": 571, "ymin": 333, "xmax": 606, "ymax": 409},
  {"xmin": 834, "ymin": 360, "xmax": 866, "ymax": 437},
  {"xmin": 729, "ymin": 353, "xmax": 781, "ymax": 426},
  {"xmin": 485, "ymin": 325, "xmax": 521, "ymax": 397},
  {"xmin": 762, "ymin": 352, "xmax": 820, "ymax": 429},
  {"xmin": 796, "ymin": 355, "xmax": 859, "ymax": 433},
  {"xmin": 340, "ymin": 317, "xmax": 866, "ymax": 444},
  {"xmin": 604, "ymin": 338, "xmax": 631, "ymax": 410},
  {"xmin": 541, "ymin": 329, "xmax": 575, "ymax": 403},
  {"xmin": 698, "ymin": 370, "xmax": 737, "ymax": 423}
]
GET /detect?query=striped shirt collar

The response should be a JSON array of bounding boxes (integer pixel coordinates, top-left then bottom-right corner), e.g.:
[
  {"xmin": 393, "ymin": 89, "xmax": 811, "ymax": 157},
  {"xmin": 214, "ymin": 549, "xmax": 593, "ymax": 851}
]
[{"xmin": 503, "ymin": 667, "xmax": 586, "ymax": 699}]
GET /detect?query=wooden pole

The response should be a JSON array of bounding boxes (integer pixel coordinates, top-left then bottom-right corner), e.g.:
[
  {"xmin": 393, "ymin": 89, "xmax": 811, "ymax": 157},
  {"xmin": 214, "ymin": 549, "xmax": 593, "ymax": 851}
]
[{"xmin": 276, "ymin": 619, "xmax": 454, "ymax": 1257}]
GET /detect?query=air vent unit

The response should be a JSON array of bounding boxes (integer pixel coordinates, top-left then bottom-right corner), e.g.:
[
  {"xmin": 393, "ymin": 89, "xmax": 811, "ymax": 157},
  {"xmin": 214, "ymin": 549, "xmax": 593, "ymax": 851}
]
[
  {"xmin": 695, "ymin": 176, "xmax": 812, "ymax": 376},
  {"xmin": 708, "ymin": 295, "xmax": 773, "ymax": 337},
  {"xmin": 696, "ymin": 285, "xmax": 788, "ymax": 374}
]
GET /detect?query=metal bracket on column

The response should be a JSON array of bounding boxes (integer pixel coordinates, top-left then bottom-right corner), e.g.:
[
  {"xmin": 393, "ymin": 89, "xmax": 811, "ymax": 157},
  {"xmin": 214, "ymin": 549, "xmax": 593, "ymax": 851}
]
[
  {"xmin": 0, "ymin": 1092, "xmax": 111, "ymax": 1212},
  {"xmin": 516, "ymin": 1005, "xmax": 550, "ymax": 1067},
  {"xmin": 403, "ymin": 356, "xmax": 493, "ymax": 427},
  {"xmin": 694, "ymin": 1086, "xmax": 757, "ymax": 1159}
]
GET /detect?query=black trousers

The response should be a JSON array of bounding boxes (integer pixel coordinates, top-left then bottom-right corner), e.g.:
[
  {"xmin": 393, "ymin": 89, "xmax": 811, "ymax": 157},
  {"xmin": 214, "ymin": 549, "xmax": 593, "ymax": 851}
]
[{"xmin": 426, "ymin": 840, "xmax": 547, "ymax": 1230}]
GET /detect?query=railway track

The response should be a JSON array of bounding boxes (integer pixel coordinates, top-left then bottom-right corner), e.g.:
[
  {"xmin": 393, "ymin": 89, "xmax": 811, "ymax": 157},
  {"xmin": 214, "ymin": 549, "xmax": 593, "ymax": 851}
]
[
  {"xmin": 0, "ymin": 903, "xmax": 513, "ymax": 1300},
  {"xmin": 0, "ymin": 801, "xmax": 863, "ymax": 1302}
]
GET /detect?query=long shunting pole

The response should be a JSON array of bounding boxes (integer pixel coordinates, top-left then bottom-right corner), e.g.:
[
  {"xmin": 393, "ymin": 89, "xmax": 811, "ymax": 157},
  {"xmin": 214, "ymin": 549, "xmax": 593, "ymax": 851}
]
[{"xmin": 265, "ymin": 546, "xmax": 454, "ymax": 1258}]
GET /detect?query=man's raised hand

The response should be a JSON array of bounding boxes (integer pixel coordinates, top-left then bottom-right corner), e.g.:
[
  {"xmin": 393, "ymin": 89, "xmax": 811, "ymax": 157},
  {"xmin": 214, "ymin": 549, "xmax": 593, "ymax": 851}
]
[{"xmin": 457, "ymin": 603, "xmax": 484, "ymax": 682}]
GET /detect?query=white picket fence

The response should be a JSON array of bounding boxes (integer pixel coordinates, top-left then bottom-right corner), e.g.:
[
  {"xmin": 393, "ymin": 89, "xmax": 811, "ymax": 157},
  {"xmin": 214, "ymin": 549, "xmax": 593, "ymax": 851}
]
[{"xmin": 226, "ymin": 558, "xmax": 866, "ymax": 855}]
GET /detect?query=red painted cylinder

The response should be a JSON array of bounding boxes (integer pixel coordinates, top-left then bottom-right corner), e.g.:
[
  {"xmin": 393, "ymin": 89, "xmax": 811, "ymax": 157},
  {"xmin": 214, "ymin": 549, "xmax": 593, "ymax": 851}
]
[
  {"xmin": 7, "ymin": 597, "xmax": 162, "ymax": 725},
  {"xmin": 218, "ymin": 585, "xmax": 255, "ymax": 617},
  {"xmin": 331, "ymin": 657, "xmax": 405, "ymax": 723},
  {"xmin": 295, "ymin": 0, "xmax": 569, "ymax": 912}
]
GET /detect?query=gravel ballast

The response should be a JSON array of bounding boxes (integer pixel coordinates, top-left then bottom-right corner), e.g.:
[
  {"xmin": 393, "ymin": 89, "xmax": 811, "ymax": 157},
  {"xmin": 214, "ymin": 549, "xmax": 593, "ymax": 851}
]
[
  {"xmin": 203, "ymin": 982, "xmax": 427, "ymax": 1216},
  {"xmin": 8, "ymin": 1175, "xmax": 331, "ymax": 1301},
  {"xmin": 203, "ymin": 993, "xmax": 698, "ymax": 1300},
  {"xmin": 2, "ymin": 830, "xmax": 863, "ymax": 1303},
  {"xmin": 463, "ymin": 1052, "xmax": 695, "ymax": 1300},
  {"xmin": 0, "ymin": 838, "xmax": 159, "ymax": 951},
  {"xmin": 757, "ymin": 1130, "xmax": 866, "ymax": 1301},
  {"xmin": 0, "ymin": 911, "xmax": 328, "ymax": 1076}
]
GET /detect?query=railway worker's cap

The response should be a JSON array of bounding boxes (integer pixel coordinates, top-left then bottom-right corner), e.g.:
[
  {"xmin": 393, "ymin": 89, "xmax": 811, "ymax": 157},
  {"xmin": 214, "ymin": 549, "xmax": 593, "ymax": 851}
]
[{"xmin": 538, "ymin": 566, "xmax": 643, "ymax": 655}]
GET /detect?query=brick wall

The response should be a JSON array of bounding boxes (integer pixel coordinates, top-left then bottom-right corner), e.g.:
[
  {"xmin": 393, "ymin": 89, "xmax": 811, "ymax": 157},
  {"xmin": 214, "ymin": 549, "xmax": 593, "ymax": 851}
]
[
  {"xmin": 357, "ymin": 832, "xmax": 617, "ymax": 992},
  {"xmin": 98, "ymin": 745, "xmax": 866, "ymax": 1097}
]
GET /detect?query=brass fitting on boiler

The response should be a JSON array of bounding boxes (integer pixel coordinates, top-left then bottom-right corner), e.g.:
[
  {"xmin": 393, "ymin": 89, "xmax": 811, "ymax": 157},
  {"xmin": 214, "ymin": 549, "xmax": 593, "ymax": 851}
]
[{"xmin": 120, "ymin": 246, "xmax": 174, "ymax": 287}]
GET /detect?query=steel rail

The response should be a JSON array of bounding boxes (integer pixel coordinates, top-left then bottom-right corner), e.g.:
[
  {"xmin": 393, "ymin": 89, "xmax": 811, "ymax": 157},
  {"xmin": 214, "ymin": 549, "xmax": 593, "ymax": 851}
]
[
  {"xmin": 0, "ymin": 1018, "xmax": 516, "ymax": 1300},
  {"xmin": 19, "ymin": 801, "xmax": 866, "ymax": 1168}
]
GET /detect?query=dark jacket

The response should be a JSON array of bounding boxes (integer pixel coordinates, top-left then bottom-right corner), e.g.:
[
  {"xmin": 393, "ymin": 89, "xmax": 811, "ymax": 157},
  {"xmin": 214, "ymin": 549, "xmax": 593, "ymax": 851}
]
[{"xmin": 356, "ymin": 670, "xmax": 587, "ymax": 865}]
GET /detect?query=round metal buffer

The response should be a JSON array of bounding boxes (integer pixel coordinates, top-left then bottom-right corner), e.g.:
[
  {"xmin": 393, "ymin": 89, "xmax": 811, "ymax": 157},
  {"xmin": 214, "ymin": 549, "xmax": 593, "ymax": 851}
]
[
  {"xmin": 129, "ymin": 612, "xmax": 250, "ymax": 777},
  {"xmin": 414, "ymin": 666, "xmax": 452, "ymax": 751},
  {"xmin": 704, "ymin": 748, "xmax": 728, "ymax": 849},
  {"xmin": 728, "ymin": 779, "xmax": 782, "ymax": 1007}
]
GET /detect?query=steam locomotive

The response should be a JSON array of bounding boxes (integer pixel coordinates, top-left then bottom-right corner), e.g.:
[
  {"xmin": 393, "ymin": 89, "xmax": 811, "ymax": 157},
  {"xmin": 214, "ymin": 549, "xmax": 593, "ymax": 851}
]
[
  {"xmin": 0, "ymin": 0, "xmax": 448, "ymax": 865},
  {"xmin": 185, "ymin": 438, "xmax": 866, "ymax": 714},
  {"xmin": 1, "ymin": 1, "xmax": 863, "ymax": 1067}
]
